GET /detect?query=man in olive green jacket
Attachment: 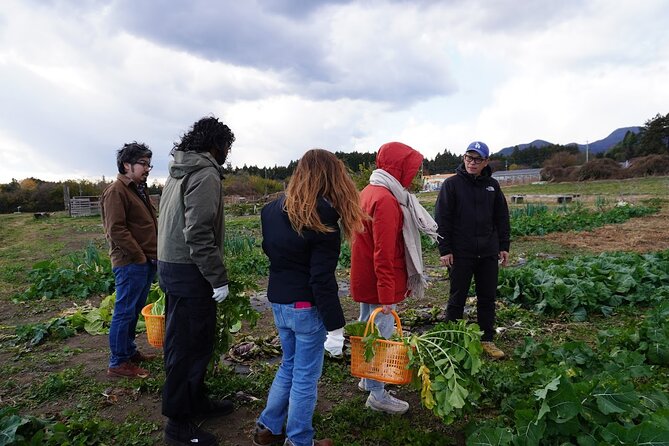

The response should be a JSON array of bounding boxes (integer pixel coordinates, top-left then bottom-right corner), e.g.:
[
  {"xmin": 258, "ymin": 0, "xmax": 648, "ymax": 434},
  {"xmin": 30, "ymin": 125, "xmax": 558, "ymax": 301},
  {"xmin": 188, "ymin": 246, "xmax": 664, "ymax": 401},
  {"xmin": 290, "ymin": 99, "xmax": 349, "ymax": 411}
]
[{"xmin": 157, "ymin": 116, "xmax": 235, "ymax": 446}]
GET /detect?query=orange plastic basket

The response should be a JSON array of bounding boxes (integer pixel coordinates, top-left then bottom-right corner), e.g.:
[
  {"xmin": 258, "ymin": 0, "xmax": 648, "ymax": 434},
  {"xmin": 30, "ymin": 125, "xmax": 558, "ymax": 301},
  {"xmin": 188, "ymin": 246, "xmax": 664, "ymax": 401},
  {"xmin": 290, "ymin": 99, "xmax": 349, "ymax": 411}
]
[
  {"xmin": 141, "ymin": 303, "xmax": 165, "ymax": 349},
  {"xmin": 350, "ymin": 308, "xmax": 412, "ymax": 385}
]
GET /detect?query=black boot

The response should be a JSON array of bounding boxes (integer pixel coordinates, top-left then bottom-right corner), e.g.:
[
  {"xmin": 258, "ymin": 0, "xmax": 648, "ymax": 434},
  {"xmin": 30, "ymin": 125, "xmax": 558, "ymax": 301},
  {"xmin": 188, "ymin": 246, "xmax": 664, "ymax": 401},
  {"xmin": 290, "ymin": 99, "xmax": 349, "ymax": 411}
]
[
  {"xmin": 164, "ymin": 418, "xmax": 218, "ymax": 446},
  {"xmin": 195, "ymin": 398, "xmax": 234, "ymax": 418}
]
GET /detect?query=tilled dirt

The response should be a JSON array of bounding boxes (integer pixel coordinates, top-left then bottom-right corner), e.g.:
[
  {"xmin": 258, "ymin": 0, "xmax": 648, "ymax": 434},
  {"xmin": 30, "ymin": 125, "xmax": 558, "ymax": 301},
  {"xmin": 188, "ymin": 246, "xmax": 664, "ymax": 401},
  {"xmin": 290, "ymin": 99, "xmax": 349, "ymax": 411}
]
[{"xmin": 527, "ymin": 205, "xmax": 669, "ymax": 253}]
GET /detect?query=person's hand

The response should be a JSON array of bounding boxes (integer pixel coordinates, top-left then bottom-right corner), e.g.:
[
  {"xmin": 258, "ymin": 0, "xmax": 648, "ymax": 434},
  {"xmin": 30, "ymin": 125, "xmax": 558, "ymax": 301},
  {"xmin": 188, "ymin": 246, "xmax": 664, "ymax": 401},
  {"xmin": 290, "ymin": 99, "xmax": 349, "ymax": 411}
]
[
  {"xmin": 499, "ymin": 251, "xmax": 509, "ymax": 267},
  {"xmin": 381, "ymin": 305, "xmax": 393, "ymax": 314},
  {"xmin": 324, "ymin": 328, "xmax": 345, "ymax": 358},
  {"xmin": 212, "ymin": 285, "xmax": 229, "ymax": 303},
  {"xmin": 440, "ymin": 254, "xmax": 453, "ymax": 267}
]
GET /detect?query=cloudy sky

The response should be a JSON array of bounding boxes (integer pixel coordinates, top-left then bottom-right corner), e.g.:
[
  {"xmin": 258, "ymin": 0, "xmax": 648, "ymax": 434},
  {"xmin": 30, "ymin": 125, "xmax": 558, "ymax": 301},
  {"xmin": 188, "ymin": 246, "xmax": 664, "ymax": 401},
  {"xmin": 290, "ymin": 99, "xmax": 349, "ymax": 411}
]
[{"xmin": 1, "ymin": 0, "xmax": 667, "ymax": 184}]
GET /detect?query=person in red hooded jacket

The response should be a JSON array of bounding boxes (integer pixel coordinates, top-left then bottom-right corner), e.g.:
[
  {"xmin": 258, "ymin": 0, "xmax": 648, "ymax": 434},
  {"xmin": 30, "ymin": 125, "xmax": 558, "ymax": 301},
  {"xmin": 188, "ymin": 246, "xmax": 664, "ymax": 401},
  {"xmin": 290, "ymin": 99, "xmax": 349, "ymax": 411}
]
[{"xmin": 349, "ymin": 141, "xmax": 439, "ymax": 415}]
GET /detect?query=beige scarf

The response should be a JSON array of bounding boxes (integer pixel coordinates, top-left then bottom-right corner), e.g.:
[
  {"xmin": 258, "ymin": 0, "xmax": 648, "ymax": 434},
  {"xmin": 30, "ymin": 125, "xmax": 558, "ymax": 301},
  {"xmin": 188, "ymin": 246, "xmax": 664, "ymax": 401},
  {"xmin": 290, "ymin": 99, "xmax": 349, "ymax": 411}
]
[{"xmin": 369, "ymin": 169, "xmax": 439, "ymax": 299}]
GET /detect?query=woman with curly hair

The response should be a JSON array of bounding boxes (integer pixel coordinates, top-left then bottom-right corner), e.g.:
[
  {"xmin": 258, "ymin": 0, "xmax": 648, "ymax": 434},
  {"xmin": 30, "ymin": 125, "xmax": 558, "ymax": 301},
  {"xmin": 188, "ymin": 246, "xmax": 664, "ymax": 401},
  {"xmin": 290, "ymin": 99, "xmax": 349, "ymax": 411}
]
[{"xmin": 253, "ymin": 149, "xmax": 366, "ymax": 446}]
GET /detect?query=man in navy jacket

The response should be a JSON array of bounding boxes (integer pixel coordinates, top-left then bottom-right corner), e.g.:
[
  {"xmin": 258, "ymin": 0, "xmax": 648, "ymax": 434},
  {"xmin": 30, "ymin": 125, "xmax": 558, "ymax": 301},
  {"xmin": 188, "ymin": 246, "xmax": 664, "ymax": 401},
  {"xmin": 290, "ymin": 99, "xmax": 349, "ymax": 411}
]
[{"xmin": 435, "ymin": 141, "xmax": 510, "ymax": 359}]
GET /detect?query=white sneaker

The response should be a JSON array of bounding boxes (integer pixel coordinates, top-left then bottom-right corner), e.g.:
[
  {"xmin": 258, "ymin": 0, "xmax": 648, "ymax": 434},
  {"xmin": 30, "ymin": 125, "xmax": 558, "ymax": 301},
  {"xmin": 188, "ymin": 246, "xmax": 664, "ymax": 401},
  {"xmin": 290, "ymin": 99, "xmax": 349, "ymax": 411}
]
[
  {"xmin": 357, "ymin": 379, "xmax": 365, "ymax": 392},
  {"xmin": 365, "ymin": 390, "xmax": 409, "ymax": 415}
]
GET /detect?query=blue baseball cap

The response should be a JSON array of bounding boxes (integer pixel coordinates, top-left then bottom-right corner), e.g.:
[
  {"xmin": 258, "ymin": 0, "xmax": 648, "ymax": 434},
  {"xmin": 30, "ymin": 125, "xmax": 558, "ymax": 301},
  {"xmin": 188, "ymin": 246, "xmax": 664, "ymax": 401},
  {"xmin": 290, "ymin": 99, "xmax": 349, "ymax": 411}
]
[{"xmin": 466, "ymin": 141, "xmax": 489, "ymax": 158}]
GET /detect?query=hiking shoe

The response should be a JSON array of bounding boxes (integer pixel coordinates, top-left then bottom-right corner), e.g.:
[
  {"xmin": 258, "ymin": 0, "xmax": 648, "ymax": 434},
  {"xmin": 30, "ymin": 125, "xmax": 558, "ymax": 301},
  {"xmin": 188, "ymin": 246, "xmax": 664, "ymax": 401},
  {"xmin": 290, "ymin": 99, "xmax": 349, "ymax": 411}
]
[
  {"xmin": 253, "ymin": 424, "xmax": 286, "ymax": 446},
  {"xmin": 107, "ymin": 362, "xmax": 149, "ymax": 378},
  {"xmin": 165, "ymin": 419, "xmax": 217, "ymax": 446},
  {"xmin": 196, "ymin": 398, "xmax": 234, "ymax": 418},
  {"xmin": 129, "ymin": 350, "xmax": 157, "ymax": 364},
  {"xmin": 365, "ymin": 390, "xmax": 409, "ymax": 415},
  {"xmin": 482, "ymin": 341, "xmax": 505, "ymax": 359}
]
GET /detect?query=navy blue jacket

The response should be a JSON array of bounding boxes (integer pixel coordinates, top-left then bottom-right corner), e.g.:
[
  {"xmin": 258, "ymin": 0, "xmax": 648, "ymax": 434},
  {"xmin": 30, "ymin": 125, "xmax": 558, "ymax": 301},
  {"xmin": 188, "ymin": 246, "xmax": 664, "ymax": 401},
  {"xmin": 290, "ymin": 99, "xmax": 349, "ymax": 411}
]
[
  {"xmin": 261, "ymin": 195, "xmax": 345, "ymax": 331},
  {"xmin": 435, "ymin": 164, "xmax": 510, "ymax": 258}
]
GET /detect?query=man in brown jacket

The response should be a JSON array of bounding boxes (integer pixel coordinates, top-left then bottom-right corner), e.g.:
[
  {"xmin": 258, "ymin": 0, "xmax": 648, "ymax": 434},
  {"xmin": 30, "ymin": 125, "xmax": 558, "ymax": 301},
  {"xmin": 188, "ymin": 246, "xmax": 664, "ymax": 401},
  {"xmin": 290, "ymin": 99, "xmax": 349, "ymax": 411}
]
[{"xmin": 101, "ymin": 142, "xmax": 158, "ymax": 378}]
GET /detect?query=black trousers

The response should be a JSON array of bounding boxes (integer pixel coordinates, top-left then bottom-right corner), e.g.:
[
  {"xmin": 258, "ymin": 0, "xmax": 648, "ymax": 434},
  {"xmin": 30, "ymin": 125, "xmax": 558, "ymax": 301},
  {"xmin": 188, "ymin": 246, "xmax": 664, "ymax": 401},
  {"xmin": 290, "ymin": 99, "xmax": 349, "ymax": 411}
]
[
  {"xmin": 161, "ymin": 292, "xmax": 217, "ymax": 420},
  {"xmin": 446, "ymin": 255, "xmax": 499, "ymax": 341}
]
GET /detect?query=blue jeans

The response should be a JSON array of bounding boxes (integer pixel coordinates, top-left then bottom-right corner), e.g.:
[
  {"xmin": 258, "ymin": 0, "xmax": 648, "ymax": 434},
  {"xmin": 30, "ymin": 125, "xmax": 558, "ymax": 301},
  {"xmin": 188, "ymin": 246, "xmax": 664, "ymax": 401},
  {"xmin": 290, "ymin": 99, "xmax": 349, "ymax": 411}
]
[
  {"xmin": 109, "ymin": 262, "xmax": 155, "ymax": 367},
  {"xmin": 358, "ymin": 303, "xmax": 396, "ymax": 392},
  {"xmin": 258, "ymin": 303, "xmax": 326, "ymax": 446}
]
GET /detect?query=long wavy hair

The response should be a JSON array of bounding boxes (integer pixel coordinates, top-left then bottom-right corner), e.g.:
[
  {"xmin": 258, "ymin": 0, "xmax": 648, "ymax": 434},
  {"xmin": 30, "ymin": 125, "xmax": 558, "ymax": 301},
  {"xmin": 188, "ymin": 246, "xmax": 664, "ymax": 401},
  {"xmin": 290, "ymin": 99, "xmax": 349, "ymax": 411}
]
[{"xmin": 284, "ymin": 149, "xmax": 366, "ymax": 241}]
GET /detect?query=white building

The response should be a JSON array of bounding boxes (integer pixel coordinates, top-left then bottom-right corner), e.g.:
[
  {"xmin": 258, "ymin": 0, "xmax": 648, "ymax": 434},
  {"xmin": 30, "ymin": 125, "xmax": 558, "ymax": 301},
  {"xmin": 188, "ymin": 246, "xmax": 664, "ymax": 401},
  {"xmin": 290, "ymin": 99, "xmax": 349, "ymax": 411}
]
[
  {"xmin": 492, "ymin": 168, "xmax": 542, "ymax": 185},
  {"xmin": 422, "ymin": 174, "xmax": 455, "ymax": 191}
]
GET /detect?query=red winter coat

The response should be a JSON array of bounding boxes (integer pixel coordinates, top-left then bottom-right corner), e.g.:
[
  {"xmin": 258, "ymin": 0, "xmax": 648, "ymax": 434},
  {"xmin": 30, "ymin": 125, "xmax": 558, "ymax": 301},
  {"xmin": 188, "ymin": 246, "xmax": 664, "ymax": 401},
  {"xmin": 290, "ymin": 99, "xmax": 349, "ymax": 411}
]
[{"xmin": 350, "ymin": 142, "xmax": 423, "ymax": 305}]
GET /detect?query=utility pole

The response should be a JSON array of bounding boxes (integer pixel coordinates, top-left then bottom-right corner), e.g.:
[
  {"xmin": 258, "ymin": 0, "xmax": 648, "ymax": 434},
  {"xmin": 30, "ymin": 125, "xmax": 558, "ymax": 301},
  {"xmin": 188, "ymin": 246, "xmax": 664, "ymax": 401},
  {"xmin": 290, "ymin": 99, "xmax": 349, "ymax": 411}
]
[{"xmin": 585, "ymin": 140, "xmax": 589, "ymax": 163}]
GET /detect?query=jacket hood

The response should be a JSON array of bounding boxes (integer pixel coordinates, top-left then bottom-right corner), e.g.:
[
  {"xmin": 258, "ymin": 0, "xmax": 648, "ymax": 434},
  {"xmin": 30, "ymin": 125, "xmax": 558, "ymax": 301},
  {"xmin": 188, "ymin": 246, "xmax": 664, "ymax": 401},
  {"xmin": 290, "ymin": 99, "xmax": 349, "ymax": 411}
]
[
  {"xmin": 168, "ymin": 151, "xmax": 224, "ymax": 179},
  {"xmin": 376, "ymin": 142, "xmax": 423, "ymax": 187}
]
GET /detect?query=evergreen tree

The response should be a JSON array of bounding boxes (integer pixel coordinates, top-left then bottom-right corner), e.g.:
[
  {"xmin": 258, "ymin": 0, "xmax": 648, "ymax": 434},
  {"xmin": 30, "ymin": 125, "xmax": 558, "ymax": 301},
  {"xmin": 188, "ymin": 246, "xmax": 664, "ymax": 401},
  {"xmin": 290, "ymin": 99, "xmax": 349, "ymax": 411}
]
[
  {"xmin": 605, "ymin": 113, "xmax": 668, "ymax": 159},
  {"xmin": 638, "ymin": 113, "xmax": 669, "ymax": 156}
]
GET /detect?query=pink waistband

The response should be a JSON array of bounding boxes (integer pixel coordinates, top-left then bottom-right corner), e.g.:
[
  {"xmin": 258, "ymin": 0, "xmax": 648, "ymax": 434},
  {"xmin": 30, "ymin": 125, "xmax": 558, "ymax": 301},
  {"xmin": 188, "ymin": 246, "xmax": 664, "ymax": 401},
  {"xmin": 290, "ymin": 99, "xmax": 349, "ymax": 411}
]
[{"xmin": 294, "ymin": 301, "xmax": 312, "ymax": 309}]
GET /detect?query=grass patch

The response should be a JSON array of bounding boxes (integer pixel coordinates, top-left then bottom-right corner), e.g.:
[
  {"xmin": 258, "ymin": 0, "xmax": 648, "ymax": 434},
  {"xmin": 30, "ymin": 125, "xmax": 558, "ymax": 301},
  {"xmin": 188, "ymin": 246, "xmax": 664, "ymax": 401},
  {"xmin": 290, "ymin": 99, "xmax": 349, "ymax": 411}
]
[
  {"xmin": 315, "ymin": 397, "xmax": 461, "ymax": 446},
  {"xmin": 28, "ymin": 366, "xmax": 88, "ymax": 403},
  {"xmin": 225, "ymin": 214, "xmax": 262, "ymax": 232},
  {"xmin": 0, "ymin": 213, "xmax": 106, "ymax": 302},
  {"xmin": 504, "ymin": 175, "xmax": 669, "ymax": 196},
  {"xmin": 206, "ymin": 362, "xmax": 277, "ymax": 403}
]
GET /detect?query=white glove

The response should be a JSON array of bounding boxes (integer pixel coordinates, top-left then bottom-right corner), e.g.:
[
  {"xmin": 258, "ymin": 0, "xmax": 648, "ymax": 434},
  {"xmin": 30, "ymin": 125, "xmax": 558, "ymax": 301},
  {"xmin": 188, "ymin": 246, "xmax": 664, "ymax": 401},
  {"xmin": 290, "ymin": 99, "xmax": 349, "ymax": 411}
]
[
  {"xmin": 324, "ymin": 328, "xmax": 345, "ymax": 358},
  {"xmin": 212, "ymin": 285, "xmax": 229, "ymax": 303}
]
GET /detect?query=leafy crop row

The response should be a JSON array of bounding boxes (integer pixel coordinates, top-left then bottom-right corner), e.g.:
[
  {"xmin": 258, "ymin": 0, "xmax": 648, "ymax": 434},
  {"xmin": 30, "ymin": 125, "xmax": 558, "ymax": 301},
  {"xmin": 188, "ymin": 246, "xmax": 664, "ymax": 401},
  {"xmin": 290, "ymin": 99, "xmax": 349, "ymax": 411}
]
[
  {"xmin": 498, "ymin": 250, "xmax": 669, "ymax": 320},
  {"xmin": 467, "ymin": 301, "xmax": 669, "ymax": 445},
  {"xmin": 510, "ymin": 201, "xmax": 659, "ymax": 237},
  {"xmin": 16, "ymin": 244, "xmax": 114, "ymax": 301},
  {"xmin": 8, "ymin": 235, "xmax": 267, "ymax": 367}
]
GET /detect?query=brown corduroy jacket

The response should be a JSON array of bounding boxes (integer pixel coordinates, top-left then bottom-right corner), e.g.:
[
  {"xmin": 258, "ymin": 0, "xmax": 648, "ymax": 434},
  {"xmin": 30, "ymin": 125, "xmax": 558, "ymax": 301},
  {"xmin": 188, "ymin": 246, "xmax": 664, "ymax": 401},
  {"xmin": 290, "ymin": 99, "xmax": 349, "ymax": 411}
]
[{"xmin": 101, "ymin": 174, "xmax": 158, "ymax": 267}]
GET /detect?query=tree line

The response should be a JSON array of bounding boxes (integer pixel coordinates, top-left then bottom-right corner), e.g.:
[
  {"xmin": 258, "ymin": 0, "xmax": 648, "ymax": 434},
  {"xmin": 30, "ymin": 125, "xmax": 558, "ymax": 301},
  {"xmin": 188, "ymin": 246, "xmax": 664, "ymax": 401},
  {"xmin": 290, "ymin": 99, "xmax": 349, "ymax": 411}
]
[
  {"xmin": 1, "ymin": 112, "xmax": 666, "ymax": 213},
  {"xmin": 0, "ymin": 149, "xmax": 465, "ymax": 213},
  {"xmin": 605, "ymin": 113, "xmax": 669, "ymax": 161},
  {"xmin": 226, "ymin": 150, "xmax": 463, "ymax": 180},
  {"xmin": 494, "ymin": 112, "xmax": 669, "ymax": 169}
]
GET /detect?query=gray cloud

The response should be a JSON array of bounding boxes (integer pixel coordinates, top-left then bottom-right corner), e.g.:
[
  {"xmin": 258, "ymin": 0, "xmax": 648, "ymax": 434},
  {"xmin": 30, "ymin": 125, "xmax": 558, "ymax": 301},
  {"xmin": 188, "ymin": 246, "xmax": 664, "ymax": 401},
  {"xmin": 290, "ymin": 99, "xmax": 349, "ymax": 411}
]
[
  {"xmin": 108, "ymin": 3, "xmax": 329, "ymax": 79},
  {"xmin": 1, "ymin": 0, "xmax": 667, "ymax": 183},
  {"xmin": 104, "ymin": 0, "xmax": 458, "ymax": 104}
]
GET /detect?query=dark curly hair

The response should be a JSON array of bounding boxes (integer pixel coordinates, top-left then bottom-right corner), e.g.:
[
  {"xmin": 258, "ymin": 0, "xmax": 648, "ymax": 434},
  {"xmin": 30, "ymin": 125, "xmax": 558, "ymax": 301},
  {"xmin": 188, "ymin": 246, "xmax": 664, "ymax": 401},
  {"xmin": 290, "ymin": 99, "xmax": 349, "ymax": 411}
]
[
  {"xmin": 116, "ymin": 142, "xmax": 152, "ymax": 174},
  {"xmin": 172, "ymin": 116, "xmax": 235, "ymax": 162}
]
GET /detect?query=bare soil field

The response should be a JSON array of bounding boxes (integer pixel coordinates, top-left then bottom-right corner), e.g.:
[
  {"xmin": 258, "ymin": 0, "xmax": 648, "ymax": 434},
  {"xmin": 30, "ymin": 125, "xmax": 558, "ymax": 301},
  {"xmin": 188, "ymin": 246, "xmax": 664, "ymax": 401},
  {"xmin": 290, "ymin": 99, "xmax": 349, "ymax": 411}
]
[{"xmin": 530, "ymin": 204, "xmax": 669, "ymax": 253}]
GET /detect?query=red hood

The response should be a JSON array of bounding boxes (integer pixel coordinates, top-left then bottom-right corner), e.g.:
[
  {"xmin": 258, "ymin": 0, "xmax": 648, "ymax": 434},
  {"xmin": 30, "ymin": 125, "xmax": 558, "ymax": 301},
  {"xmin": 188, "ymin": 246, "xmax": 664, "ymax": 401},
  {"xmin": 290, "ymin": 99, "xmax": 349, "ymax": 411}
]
[{"xmin": 376, "ymin": 142, "xmax": 423, "ymax": 187}]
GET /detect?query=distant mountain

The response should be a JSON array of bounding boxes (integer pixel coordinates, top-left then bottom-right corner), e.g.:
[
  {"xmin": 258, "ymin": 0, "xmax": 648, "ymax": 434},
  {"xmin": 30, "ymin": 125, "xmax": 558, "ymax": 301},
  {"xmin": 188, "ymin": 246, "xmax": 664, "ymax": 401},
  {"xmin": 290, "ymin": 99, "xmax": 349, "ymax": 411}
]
[{"xmin": 495, "ymin": 126, "xmax": 642, "ymax": 157}]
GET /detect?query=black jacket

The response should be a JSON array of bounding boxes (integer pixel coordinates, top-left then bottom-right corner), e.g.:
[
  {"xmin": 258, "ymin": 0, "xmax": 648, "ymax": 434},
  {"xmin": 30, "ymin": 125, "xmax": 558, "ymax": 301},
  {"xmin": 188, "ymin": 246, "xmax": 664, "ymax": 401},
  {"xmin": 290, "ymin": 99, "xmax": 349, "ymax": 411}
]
[
  {"xmin": 261, "ymin": 195, "xmax": 345, "ymax": 331},
  {"xmin": 435, "ymin": 164, "xmax": 510, "ymax": 258}
]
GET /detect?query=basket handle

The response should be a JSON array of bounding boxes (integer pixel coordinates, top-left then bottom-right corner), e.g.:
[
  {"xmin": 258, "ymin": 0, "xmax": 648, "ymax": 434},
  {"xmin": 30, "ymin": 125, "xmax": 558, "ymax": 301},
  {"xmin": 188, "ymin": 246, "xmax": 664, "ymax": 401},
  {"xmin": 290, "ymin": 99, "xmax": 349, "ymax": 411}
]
[{"xmin": 363, "ymin": 307, "xmax": 403, "ymax": 338}]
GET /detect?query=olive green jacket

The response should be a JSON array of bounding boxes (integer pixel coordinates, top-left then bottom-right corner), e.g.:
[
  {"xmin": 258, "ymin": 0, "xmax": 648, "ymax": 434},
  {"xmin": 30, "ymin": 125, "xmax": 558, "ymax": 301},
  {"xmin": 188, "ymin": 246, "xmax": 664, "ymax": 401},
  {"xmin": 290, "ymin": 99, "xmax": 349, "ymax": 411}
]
[{"xmin": 157, "ymin": 151, "xmax": 228, "ymax": 288}]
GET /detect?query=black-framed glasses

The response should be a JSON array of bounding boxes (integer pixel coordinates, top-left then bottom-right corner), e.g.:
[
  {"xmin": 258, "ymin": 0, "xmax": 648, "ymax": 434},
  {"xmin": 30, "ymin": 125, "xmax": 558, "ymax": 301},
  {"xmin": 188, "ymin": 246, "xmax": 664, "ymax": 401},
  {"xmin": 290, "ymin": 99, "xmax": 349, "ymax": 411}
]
[
  {"xmin": 464, "ymin": 154, "xmax": 486, "ymax": 164},
  {"xmin": 135, "ymin": 160, "xmax": 153, "ymax": 170}
]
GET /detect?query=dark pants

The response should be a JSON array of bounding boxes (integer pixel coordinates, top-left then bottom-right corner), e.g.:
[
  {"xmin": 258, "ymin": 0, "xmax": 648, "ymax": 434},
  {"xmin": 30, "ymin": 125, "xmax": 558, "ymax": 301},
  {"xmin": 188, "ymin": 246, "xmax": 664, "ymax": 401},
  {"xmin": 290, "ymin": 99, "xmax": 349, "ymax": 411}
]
[
  {"xmin": 161, "ymin": 293, "xmax": 217, "ymax": 420},
  {"xmin": 446, "ymin": 255, "xmax": 498, "ymax": 341}
]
